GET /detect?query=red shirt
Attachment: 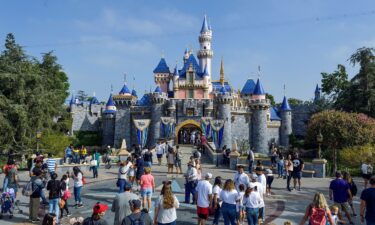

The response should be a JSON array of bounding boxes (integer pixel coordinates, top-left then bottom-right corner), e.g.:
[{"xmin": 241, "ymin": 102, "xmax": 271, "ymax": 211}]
[
  {"xmin": 140, "ymin": 174, "xmax": 154, "ymax": 189},
  {"xmin": 201, "ymin": 136, "xmax": 207, "ymax": 145}
]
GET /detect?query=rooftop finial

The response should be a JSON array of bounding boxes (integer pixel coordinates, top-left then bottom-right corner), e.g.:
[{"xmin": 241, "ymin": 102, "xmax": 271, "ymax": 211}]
[
  {"xmin": 257, "ymin": 65, "xmax": 261, "ymax": 78},
  {"xmin": 283, "ymin": 84, "xmax": 286, "ymax": 96},
  {"xmin": 220, "ymin": 57, "xmax": 225, "ymax": 85},
  {"xmin": 161, "ymin": 50, "xmax": 165, "ymax": 58},
  {"xmin": 124, "ymin": 73, "xmax": 127, "ymax": 84},
  {"xmin": 93, "ymin": 91, "xmax": 96, "ymax": 97},
  {"xmin": 132, "ymin": 75, "xmax": 135, "ymax": 90},
  {"xmin": 111, "ymin": 84, "xmax": 113, "ymax": 93}
]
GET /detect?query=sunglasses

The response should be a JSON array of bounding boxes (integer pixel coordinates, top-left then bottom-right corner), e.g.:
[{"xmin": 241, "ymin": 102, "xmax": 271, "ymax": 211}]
[{"xmin": 162, "ymin": 180, "xmax": 172, "ymax": 185}]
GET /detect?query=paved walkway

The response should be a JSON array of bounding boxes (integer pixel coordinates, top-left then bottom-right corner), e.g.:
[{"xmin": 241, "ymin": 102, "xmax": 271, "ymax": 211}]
[{"xmin": 0, "ymin": 146, "xmax": 367, "ymax": 225}]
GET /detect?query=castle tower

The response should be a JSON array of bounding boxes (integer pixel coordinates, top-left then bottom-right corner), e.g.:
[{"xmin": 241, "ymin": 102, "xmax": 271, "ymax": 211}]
[
  {"xmin": 197, "ymin": 15, "xmax": 213, "ymax": 78},
  {"xmin": 280, "ymin": 96, "xmax": 292, "ymax": 147},
  {"xmin": 314, "ymin": 84, "xmax": 321, "ymax": 103},
  {"xmin": 220, "ymin": 58, "xmax": 225, "ymax": 85},
  {"xmin": 69, "ymin": 94, "xmax": 76, "ymax": 112},
  {"xmin": 149, "ymin": 86, "xmax": 167, "ymax": 147},
  {"xmin": 214, "ymin": 85, "xmax": 233, "ymax": 149},
  {"xmin": 153, "ymin": 57, "xmax": 171, "ymax": 93},
  {"xmin": 172, "ymin": 65, "xmax": 179, "ymax": 92},
  {"xmin": 203, "ymin": 65, "xmax": 210, "ymax": 98},
  {"xmin": 102, "ymin": 93, "xmax": 116, "ymax": 148},
  {"xmin": 249, "ymin": 79, "xmax": 270, "ymax": 154}
]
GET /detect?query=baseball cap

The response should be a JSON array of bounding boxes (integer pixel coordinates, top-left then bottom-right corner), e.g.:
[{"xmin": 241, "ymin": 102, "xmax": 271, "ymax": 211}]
[
  {"xmin": 205, "ymin": 172, "xmax": 213, "ymax": 179},
  {"xmin": 93, "ymin": 202, "xmax": 108, "ymax": 214},
  {"xmin": 129, "ymin": 199, "xmax": 142, "ymax": 209}
]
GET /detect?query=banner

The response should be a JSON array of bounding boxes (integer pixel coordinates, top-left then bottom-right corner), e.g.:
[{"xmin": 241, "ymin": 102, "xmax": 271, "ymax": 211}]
[
  {"xmin": 133, "ymin": 119, "xmax": 151, "ymax": 147},
  {"xmin": 210, "ymin": 119, "xmax": 225, "ymax": 148},
  {"xmin": 160, "ymin": 117, "xmax": 175, "ymax": 138},
  {"xmin": 200, "ymin": 117, "xmax": 212, "ymax": 137}
]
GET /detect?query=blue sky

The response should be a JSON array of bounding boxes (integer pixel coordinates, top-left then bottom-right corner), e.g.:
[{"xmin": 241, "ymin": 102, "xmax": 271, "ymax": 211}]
[{"xmin": 1, "ymin": 0, "xmax": 375, "ymax": 102}]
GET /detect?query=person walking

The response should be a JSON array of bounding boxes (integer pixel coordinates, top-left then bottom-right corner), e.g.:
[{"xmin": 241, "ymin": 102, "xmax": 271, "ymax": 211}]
[
  {"xmin": 343, "ymin": 171, "xmax": 357, "ymax": 217},
  {"xmin": 121, "ymin": 199, "xmax": 153, "ymax": 225},
  {"xmin": 247, "ymin": 148, "xmax": 255, "ymax": 173},
  {"xmin": 83, "ymin": 202, "xmax": 109, "ymax": 225},
  {"xmin": 329, "ymin": 171, "xmax": 354, "ymax": 224},
  {"xmin": 212, "ymin": 176, "xmax": 223, "ymax": 225},
  {"xmin": 361, "ymin": 160, "xmax": 373, "ymax": 189},
  {"xmin": 184, "ymin": 162, "xmax": 198, "ymax": 204},
  {"xmin": 220, "ymin": 179, "xmax": 238, "ymax": 225},
  {"xmin": 111, "ymin": 183, "xmax": 138, "ymax": 225},
  {"xmin": 154, "ymin": 181, "xmax": 180, "ymax": 225},
  {"xmin": 299, "ymin": 192, "xmax": 334, "ymax": 225},
  {"xmin": 292, "ymin": 153, "xmax": 304, "ymax": 191},
  {"xmin": 174, "ymin": 146, "xmax": 182, "ymax": 174},
  {"xmin": 140, "ymin": 167, "xmax": 155, "ymax": 212},
  {"xmin": 135, "ymin": 154, "xmax": 145, "ymax": 191},
  {"xmin": 285, "ymin": 154, "xmax": 293, "ymax": 192},
  {"xmin": 360, "ymin": 175, "xmax": 375, "ymax": 224},
  {"xmin": 277, "ymin": 155, "xmax": 285, "ymax": 178},
  {"xmin": 72, "ymin": 166, "xmax": 84, "ymax": 208},
  {"xmin": 156, "ymin": 141, "xmax": 165, "ymax": 166},
  {"xmin": 46, "ymin": 172, "xmax": 61, "ymax": 224},
  {"xmin": 143, "ymin": 148, "xmax": 153, "ymax": 168},
  {"xmin": 46, "ymin": 153, "xmax": 57, "ymax": 177},
  {"xmin": 167, "ymin": 146, "xmax": 175, "ymax": 174},
  {"xmin": 265, "ymin": 168, "xmax": 274, "ymax": 196},
  {"xmin": 243, "ymin": 183, "xmax": 261, "ymax": 225},
  {"xmin": 90, "ymin": 152, "xmax": 99, "ymax": 179},
  {"xmin": 60, "ymin": 174, "xmax": 71, "ymax": 219},
  {"xmin": 255, "ymin": 167, "xmax": 267, "ymax": 197},
  {"xmin": 117, "ymin": 161, "xmax": 129, "ymax": 193},
  {"xmin": 234, "ymin": 165, "xmax": 250, "ymax": 191},
  {"xmin": 29, "ymin": 168, "xmax": 44, "ymax": 223},
  {"xmin": 195, "ymin": 173, "xmax": 213, "ymax": 225},
  {"xmin": 250, "ymin": 173, "xmax": 265, "ymax": 225}
]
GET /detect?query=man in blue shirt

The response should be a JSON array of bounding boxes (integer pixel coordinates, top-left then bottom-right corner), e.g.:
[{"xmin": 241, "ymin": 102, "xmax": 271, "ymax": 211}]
[
  {"xmin": 360, "ymin": 176, "xmax": 375, "ymax": 224},
  {"xmin": 329, "ymin": 171, "xmax": 353, "ymax": 224},
  {"xmin": 64, "ymin": 144, "xmax": 73, "ymax": 164}
]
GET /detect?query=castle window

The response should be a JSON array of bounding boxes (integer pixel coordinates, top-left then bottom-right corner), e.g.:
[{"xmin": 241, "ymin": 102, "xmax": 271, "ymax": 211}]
[
  {"xmin": 204, "ymin": 46, "xmax": 207, "ymax": 49},
  {"xmin": 188, "ymin": 89, "xmax": 194, "ymax": 98}
]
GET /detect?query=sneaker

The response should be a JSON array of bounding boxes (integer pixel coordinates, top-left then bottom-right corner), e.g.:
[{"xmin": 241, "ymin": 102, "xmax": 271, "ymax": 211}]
[
  {"xmin": 77, "ymin": 204, "xmax": 84, "ymax": 208},
  {"xmin": 31, "ymin": 218, "xmax": 41, "ymax": 223},
  {"xmin": 67, "ymin": 213, "xmax": 72, "ymax": 217}
]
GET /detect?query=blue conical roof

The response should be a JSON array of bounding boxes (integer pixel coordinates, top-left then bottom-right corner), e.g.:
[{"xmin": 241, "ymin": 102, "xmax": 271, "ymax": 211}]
[
  {"xmin": 203, "ymin": 65, "xmax": 209, "ymax": 77},
  {"xmin": 104, "ymin": 94, "xmax": 116, "ymax": 114},
  {"xmin": 201, "ymin": 15, "xmax": 209, "ymax": 33},
  {"xmin": 315, "ymin": 84, "xmax": 320, "ymax": 93},
  {"xmin": 220, "ymin": 85, "xmax": 226, "ymax": 94},
  {"xmin": 281, "ymin": 96, "xmax": 291, "ymax": 111},
  {"xmin": 153, "ymin": 58, "xmax": 170, "ymax": 74},
  {"xmin": 154, "ymin": 86, "xmax": 162, "ymax": 94},
  {"xmin": 131, "ymin": 89, "xmax": 137, "ymax": 97},
  {"xmin": 90, "ymin": 96, "xmax": 100, "ymax": 105},
  {"xmin": 253, "ymin": 79, "xmax": 265, "ymax": 95},
  {"xmin": 119, "ymin": 83, "xmax": 131, "ymax": 94}
]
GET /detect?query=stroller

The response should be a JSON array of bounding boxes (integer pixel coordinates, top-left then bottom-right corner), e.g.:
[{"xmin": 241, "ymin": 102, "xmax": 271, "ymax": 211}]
[{"xmin": 0, "ymin": 188, "xmax": 22, "ymax": 219}]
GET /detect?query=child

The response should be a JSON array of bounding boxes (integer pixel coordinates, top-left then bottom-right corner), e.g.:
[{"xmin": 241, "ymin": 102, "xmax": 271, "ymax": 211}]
[
  {"xmin": 330, "ymin": 205, "xmax": 345, "ymax": 225},
  {"xmin": 278, "ymin": 155, "xmax": 285, "ymax": 178},
  {"xmin": 236, "ymin": 184, "xmax": 245, "ymax": 225}
]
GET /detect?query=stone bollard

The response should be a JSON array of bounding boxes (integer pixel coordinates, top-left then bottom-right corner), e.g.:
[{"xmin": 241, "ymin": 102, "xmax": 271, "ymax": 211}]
[
  {"xmin": 312, "ymin": 158, "xmax": 327, "ymax": 178},
  {"xmin": 229, "ymin": 151, "xmax": 241, "ymax": 170}
]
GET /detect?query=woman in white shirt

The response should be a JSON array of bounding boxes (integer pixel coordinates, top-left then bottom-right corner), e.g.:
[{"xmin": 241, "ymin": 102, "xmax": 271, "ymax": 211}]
[
  {"xmin": 243, "ymin": 183, "xmax": 261, "ymax": 225},
  {"xmin": 154, "ymin": 181, "xmax": 179, "ymax": 225},
  {"xmin": 219, "ymin": 179, "xmax": 238, "ymax": 225},
  {"xmin": 72, "ymin": 166, "xmax": 83, "ymax": 208},
  {"xmin": 212, "ymin": 176, "xmax": 223, "ymax": 225}
]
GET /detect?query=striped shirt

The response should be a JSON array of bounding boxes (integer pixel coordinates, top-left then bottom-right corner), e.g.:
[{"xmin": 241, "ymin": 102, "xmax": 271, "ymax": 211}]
[{"xmin": 46, "ymin": 158, "xmax": 56, "ymax": 173}]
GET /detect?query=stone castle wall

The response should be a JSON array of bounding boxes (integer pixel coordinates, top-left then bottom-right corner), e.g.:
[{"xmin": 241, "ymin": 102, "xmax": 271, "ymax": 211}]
[
  {"xmin": 71, "ymin": 104, "xmax": 104, "ymax": 132},
  {"xmin": 291, "ymin": 104, "xmax": 316, "ymax": 137}
]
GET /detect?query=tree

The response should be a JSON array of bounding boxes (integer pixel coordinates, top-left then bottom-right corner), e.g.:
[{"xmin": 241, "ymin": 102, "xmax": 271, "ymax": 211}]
[
  {"xmin": 321, "ymin": 64, "xmax": 350, "ymax": 102},
  {"xmin": 305, "ymin": 110, "xmax": 375, "ymax": 172},
  {"xmin": 76, "ymin": 90, "xmax": 88, "ymax": 102},
  {"xmin": 287, "ymin": 98, "xmax": 303, "ymax": 105},
  {"xmin": 0, "ymin": 33, "xmax": 69, "ymax": 154},
  {"xmin": 266, "ymin": 93, "xmax": 275, "ymax": 106}
]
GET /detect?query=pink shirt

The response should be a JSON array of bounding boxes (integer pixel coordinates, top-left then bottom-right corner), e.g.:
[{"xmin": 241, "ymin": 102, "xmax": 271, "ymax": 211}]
[{"xmin": 140, "ymin": 174, "xmax": 154, "ymax": 189}]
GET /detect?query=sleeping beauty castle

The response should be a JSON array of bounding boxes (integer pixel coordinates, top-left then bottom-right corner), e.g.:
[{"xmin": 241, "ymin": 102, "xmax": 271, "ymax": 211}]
[{"xmin": 69, "ymin": 15, "xmax": 295, "ymax": 154}]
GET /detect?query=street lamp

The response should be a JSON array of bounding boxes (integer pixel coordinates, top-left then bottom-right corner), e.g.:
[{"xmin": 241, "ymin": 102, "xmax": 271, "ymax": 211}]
[
  {"xmin": 36, "ymin": 131, "xmax": 42, "ymax": 153},
  {"xmin": 316, "ymin": 130, "xmax": 323, "ymax": 159}
]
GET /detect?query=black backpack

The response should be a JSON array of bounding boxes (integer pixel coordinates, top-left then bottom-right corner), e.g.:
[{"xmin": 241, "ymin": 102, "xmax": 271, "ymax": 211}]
[
  {"xmin": 350, "ymin": 181, "xmax": 357, "ymax": 196},
  {"xmin": 127, "ymin": 212, "xmax": 145, "ymax": 225},
  {"xmin": 143, "ymin": 152, "xmax": 152, "ymax": 162}
]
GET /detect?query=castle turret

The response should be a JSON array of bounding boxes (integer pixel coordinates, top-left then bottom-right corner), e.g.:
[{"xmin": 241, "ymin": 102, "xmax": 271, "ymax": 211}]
[
  {"xmin": 280, "ymin": 96, "xmax": 292, "ymax": 147},
  {"xmin": 153, "ymin": 57, "xmax": 170, "ymax": 93},
  {"xmin": 314, "ymin": 84, "xmax": 321, "ymax": 103},
  {"xmin": 249, "ymin": 79, "xmax": 270, "ymax": 154},
  {"xmin": 203, "ymin": 65, "xmax": 210, "ymax": 98},
  {"xmin": 197, "ymin": 15, "xmax": 213, "ymax": 78},
  {"xmin": 102, "ymin": 93, "xmax": 116, "ymax": 148},
  {"xmin": 173, "ymin": 65, "xmax": 179, "ymax": 92},
  {"xmin": 149, "ymin": 86, "xmax": 167, "ymax": 147},
  {"xmin": 214, "ymin": 84, "xmax": 233, "ymax": 149}
]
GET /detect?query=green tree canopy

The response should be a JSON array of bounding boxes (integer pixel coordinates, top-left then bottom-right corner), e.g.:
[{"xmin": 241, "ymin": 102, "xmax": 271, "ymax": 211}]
[{"xmin": 0, "ymin": 33, "xmax": 70, "ymax": 154}]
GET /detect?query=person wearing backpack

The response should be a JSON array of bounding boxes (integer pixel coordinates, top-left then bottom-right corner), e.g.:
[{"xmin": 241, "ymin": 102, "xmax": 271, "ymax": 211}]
[
  {"xmin": 47, "ymin": 172, "xmax": 62, "ymax": 224},
  {"xmin": 121, "ymin": 199, "xmax": 152, "ymax": 225},
  {"xmin": 29, "ymin": 168, "xmax": 44, "ymax": 223},
  {"xmin": 83, "ymin": 202, "xmax": 109, "ymax": 225},
  {"xmin": 143, "ymin": 148, "xmax": 153, "ymax": 168},
  {"xmin": 343, "ymin": 171, "xmax": 357, "ymax": 217},
  {"xmin": 299, "ymin": 192, "xmax": 334, "ymax": 225},
  {"xmin": 174, "ymin": 146, "xmax": 182, "ymax": 174}
]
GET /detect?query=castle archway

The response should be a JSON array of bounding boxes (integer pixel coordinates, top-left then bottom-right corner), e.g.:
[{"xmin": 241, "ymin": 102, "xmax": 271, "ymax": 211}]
[{"xmin": 175, "ymin": 119, "xmax": 202, "ymax": 145}]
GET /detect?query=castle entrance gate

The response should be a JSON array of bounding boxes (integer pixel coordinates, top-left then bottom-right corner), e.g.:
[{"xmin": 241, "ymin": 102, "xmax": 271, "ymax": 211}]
[{"xmin": 175, "ymin": 120, "xmax": 202, "ymax": 145}]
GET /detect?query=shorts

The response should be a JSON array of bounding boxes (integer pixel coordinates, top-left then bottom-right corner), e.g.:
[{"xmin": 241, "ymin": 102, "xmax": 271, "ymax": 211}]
[
  {"xmin": 168, "ymin": 164, "xmax": 174, "ymax": 169},
  {"xmin": 266, "ymin": 176, "xmax": 274, "ymax": 188},
  {"xmin": 141, "ymin": 188, "xmax": 153, "ymax": 198},
  {"xmin": 157, "ymin": 154, "xmax": 163, "ymax": 159},
  {"xmin": 145, "ymin": 161, "xmax": 152, "ymax": 167},
  {"xmin": 197, "ymin": 206, "xmax": 209, "ymax": 220},
  {"xmin": 334, "ymin": 202, "xmax": 350, "ymax": 213},
  {"xmin": 362, "ymin": 173, "xmax": 372, "ymax": 180},
  {"xmin": 175, "ymin": 160, "xmax": 181, "ymax": 168},
  {"xmin": 292, "ymin": 171, "xmax": 302, "ymax": 179}
]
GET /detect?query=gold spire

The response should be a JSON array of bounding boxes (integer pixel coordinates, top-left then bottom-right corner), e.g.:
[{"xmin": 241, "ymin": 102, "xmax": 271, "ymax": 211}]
[{"xmin": 220, "ymin": 57, "xmax": 225, "ymax": 85}]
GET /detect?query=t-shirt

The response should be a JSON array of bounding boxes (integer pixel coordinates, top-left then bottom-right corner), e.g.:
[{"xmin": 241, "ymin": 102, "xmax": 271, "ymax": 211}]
[
  {"xmin": 220, "ymin": 189, "xmax": 239, "ymax": 205},
  {"xmin": 243, "ymin": 191, "xmax": 261, "ymax": 208},
  {"xmin": 46, "ymin": 158, "xmax": 56, "ymax": 173},
  {"xmin": 236, "ymin": 191, "xmax": 245, "ymax": 212},
  {"xmin": 252, "ymin": 181, "xmax": 265, "ymax": 207},
  {"xmin": 212, "ymin": 185, "xmax": 222, "ymax": 198},
  {"xmin": 329, "ymin": 178, "xmax": 350, "ymax": 203},
  {"xmin": 136, "ymin": 158, "xmax": 144, "ymax": 174},
  {"xmin": 234, "ymin": 172, "xmax": 250, "ymax": 191},
  {"xmin": 156, "ymin": 144, "xmax": 165, "ymax": 155},
  {"xmin": 46, "ymin": 179, "xmax": 61, "ymax": 199},
  {"xmin": 111, "ymin": 192, "xmax": 139, "ymax": 225},
  {"xmin": 140, "ymin": 174, "xmax": 154, "ymax": 189},
  {"xmin": 121, "ymin": 212, "xmax": 153, "ymax": 225},
  {"xmin": 83, "ymin": 217, "xmax": 108, "ymax": 225},
  {"xmin": 257, "ymin": 174, "xmax": 267, "ymax": 194},
  {"xmin": 292, "ymin": 158, "xmax": 304, "ymax": 172},
  {"xmin": 156, "ymin": 195, "xmax": 179, "ymax": 223},
  {"xmin": 65, "ymin": 147, "xmax": 72, "ymax": 155},
  {"xmin": 74, "ymin": 172, "xmax": 83, "ymax": 187},
  {"xmin": 195, "ymin": 180, "xmax": 213, "ymax": 208},
  {"xmin": 143, "ymin": 151, "xmax": 153, "ymax": 162},
  {"xmin": 360, "ymin": 187, "xmax": 375, "ymax": 222}
]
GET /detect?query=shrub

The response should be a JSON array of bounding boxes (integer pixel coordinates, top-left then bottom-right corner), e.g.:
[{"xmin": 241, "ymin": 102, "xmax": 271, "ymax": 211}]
[
  {"xmin": 73, "ymin": 131, "xmax": 102, "ymax": 147},
  {"xmin": 340, "ymin": 144, "xmax": 375, "ymax": 168},
  {"xmin": 40, "ymin": 132, "xmax": 74, "ymax": 157}
]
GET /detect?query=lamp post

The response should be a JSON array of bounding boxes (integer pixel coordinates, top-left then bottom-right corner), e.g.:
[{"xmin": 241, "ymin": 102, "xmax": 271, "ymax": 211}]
[
  {"xmin": 36, "ymin": 131, "xmax": 42, "ymax": 153},
  {"xmin": 316, "ymin": 130, "xmax": 323, "ymax": 159}
]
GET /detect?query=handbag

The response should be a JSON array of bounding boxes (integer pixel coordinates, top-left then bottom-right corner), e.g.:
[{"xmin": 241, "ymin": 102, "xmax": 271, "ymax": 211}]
[
  {"xmin": 90, "ymin": 160, "xmax": 98, "ymax": 166},
  {"xmin": 59, "ymin": 199, "xmax": 66, "ymax": 209},
  {"xmin": 63, "ymin": 189, "xmax": 72, "ymax": 200}
]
